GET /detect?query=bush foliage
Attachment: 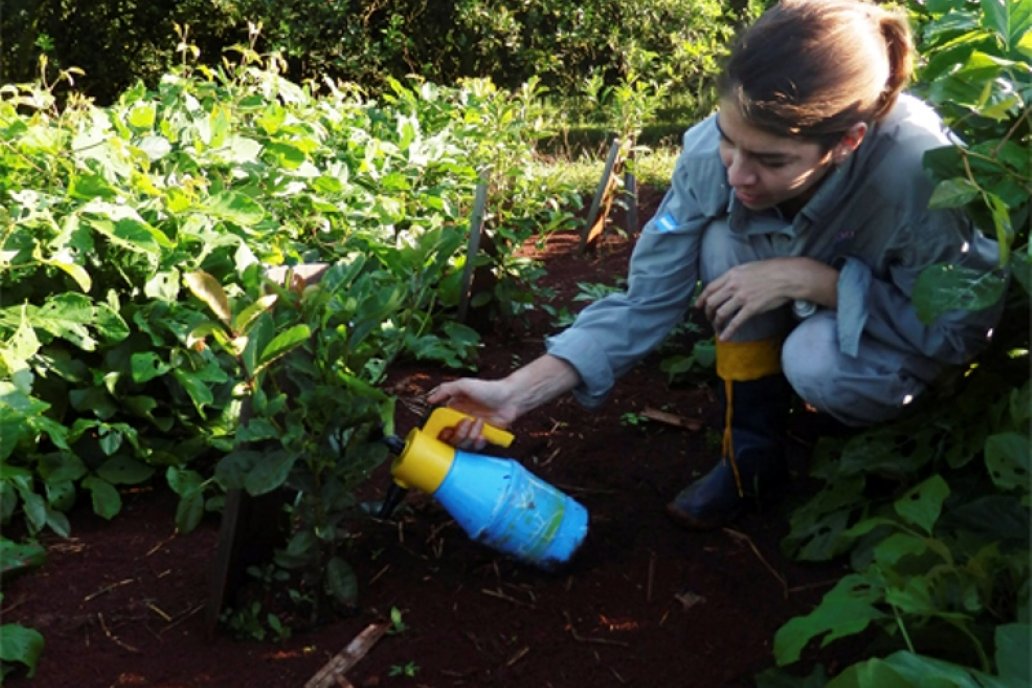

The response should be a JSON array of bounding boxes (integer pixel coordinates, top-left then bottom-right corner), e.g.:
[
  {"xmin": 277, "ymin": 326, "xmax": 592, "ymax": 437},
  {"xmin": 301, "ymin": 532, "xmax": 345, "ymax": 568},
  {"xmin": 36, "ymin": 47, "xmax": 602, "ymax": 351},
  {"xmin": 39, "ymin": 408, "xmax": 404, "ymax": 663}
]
[{"xmin": 2, "ymin": 0, "xmax": 753, "ymax": 107}]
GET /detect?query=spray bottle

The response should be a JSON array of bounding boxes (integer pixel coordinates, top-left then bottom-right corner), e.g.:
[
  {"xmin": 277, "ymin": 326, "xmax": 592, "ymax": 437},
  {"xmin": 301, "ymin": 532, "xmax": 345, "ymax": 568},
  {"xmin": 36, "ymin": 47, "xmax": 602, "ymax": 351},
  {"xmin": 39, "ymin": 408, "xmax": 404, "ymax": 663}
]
[{"xmin": 380, "ymin": 408, "xmax": 589, "ymax": 570}]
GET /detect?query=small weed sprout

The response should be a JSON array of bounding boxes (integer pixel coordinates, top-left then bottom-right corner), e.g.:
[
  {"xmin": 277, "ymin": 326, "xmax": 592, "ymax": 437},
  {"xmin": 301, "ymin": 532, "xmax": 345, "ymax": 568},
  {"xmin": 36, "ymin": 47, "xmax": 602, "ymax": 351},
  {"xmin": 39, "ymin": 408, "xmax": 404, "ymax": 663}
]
[
  {"xmin": 388, "ymin": 606, "xmax": 408, "ymax": 635},
  {"xmin": 389, "ymin": 660, "xmax": 419, "ymax": 677}
]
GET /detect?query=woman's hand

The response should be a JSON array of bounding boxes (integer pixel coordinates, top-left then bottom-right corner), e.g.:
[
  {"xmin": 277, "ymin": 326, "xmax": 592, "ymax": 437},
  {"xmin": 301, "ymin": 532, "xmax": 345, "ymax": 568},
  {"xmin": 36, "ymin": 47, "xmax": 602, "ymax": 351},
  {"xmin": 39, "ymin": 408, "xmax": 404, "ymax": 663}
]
[
  {"xmin": 426, "ymin": 354, "xmax": 580, "ymax": 450},
  {"xmin": 426, "ymin": 378, "xmax": 521, "ymax": 450},
  {"xmin": 696, "ymin": 257, "xmax": 838, "ymax": 340}
]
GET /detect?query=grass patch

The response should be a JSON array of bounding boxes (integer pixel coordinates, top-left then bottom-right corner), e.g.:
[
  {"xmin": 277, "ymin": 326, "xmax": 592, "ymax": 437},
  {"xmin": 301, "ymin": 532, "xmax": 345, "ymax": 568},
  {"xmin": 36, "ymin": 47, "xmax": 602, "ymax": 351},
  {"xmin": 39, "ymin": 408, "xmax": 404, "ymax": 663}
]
[{"xmin": 531, "ymin": 145, "xmax": 679, "ymax": 196}]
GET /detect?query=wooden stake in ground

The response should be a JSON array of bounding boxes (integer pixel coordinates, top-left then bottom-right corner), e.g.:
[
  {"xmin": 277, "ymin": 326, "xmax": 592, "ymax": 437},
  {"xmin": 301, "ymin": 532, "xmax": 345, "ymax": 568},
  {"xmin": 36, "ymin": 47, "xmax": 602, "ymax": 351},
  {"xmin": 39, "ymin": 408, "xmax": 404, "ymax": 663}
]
[{"xmin": 304, "ymin": 621, "xmax": 391, "ymax": 688}]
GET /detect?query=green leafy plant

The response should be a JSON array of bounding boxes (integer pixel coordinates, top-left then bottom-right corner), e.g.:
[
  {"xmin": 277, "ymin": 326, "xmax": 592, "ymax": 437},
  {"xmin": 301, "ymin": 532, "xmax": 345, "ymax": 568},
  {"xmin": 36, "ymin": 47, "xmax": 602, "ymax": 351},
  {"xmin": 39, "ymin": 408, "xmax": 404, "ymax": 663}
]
[
  {"xmin": 388, "ymin": 660, "xmax": 420, "ymax": 678},
  {"xmin": 763, "ymin": 4, "xmax": 1030, "ymax": 684}
]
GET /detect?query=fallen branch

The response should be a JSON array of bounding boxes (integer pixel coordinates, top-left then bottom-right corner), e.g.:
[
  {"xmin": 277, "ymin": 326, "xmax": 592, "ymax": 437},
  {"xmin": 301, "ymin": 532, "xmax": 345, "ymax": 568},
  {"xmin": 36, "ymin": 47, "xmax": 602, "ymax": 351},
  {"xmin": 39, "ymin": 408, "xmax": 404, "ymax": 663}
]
[
  {"xmin": 304, "ymin": 621, "xmax": 390, "ymax": 688},
  {"xmin": 641, "ymin": 407, "xmax": 703, "ymax": 431}
]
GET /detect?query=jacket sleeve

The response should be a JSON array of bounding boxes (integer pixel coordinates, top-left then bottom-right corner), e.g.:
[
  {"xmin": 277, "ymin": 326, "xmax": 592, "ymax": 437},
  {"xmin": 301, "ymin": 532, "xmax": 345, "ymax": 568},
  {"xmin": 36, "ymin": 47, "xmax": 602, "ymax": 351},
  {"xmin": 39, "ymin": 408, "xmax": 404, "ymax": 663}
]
[
  {"xmin": 836, "ymin": 206, "xmax": 1005, "ymax": 364},
  {"xmin": 545, "ymin": 121, "xmax": 726, "ymax": 407}
]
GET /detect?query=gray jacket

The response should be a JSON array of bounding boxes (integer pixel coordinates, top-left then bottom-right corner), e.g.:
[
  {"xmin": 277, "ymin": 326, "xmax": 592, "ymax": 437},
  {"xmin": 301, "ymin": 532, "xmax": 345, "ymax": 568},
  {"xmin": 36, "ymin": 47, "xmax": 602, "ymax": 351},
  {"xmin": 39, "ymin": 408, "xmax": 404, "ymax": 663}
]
[{"xmin": 546, "ymin": 94, "xmax": 1004, "ymax": 407}]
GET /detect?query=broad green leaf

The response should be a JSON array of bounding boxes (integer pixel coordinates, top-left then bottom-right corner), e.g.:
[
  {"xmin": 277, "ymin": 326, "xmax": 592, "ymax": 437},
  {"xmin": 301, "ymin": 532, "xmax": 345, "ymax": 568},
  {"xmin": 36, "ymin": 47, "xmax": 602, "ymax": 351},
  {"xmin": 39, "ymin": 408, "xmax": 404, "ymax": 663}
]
[
  {"xmin": 127, "ymin": 102, "xmax": 156, "ymax": 129},
  {"xmin": 174, "ymin": 489, "xmax": 205, "ymax": 533},
  {"xmin": 995, "ymin": 623, "xmax": 1031, "ymax": 686},
  {"xmin": 68, "ymin": 173, "xmax": 118, "ymax": 200},
  {"xmin": 97, "ymin": 456, "xmax": 154, "ymax": 485},
  {"xmin": 0, "ymin": 540, "xmax": 45, "ymax": 576},
  {"xmin": 131, "ymin": 351, "xmax": 171, "ymax": 383},
  {"xmin": 144, "ymin": 270, "xmax": 180, "ymax": 301},
  {"xmin": 928, "ymin": 178, "xmax": 980, "ymax": 209},
  {"xmin": 980, "ymin": 0, "xmax": 1032, "ymax": 51},
  {"xmin": 166, "ymin": 466, "xmax": 204, "ymax": 496},
  {"xmin": 87, "ymin": 215, "xmax": 173, "ymax": 255},
  {"xmin": 215, "ymin": 135, "xmax": 262, "ymax": 164},
  {"xmin": 43, "ymin": 253, "xmax": 92, "ymax": 292},
  {"xmin": 215, "ymin": 450, "xmax": 261, "ymax": 491},
  {"xmin": 912, "ymin": 264, "xmax": 1008, "ymax": 323},
  {"xmin": 38, "ymin": 452, "xmax": 87, "ymax": 484},
  {"xmin": 885, "ymin": 575, "xmax": 938, "ymax": 616},
  {"xmin": 136, "ymin": 135, "xmax": 171, "ymax": 161},
  {"xmin": 872, "ymin": 532, "xmax": 930, "ymax": 567},
  {"xmin": 82, "ymin": 475, "xmax": 121, "ymax": 520},
  {"xmin": 893, "ymin": 475, "xmax": 949, "ymax": 534},
  {"xmin": 325, "ymin": 556, "xmax": 358, "ymax": 605},
  {"xmin": 0, "ymin": 308, "xmax": 40, "ymax": 373},
  {"xmin": 237, "ymin": 417, "xmax": 280, "ymax": 443},
  {"xmin": 205, "ymin": 191, "xmax": 265, "ymax": 227},
  {"xmin": 184, "ymin": 270, "xmax": 232, "ymax": 324},
  {"xmin": 172, "ymin": 368, "xmax": 214, "ymax": 417},
  {"xmin": 243, "ymin": 449, "xmax": 297, "ymax": 496},
  {"xmin": 826, "ymin": 650, "xmax": 1009, "ymax": 688},
  {"xmin": 21, "ymin": 293, "xmax": 128, "ymax": 351},
  {"xmin": 257, "ymin": 324, "xmax": 310, "ymax": 369},
  {"xmin": 754, "ymin": 665, "xmax": 828, "ymax": 688},
  {"xmin": 0, "ymin": 623, "xmax": 44, "ymax": 677},
  {"xmin": 774, "ymin": 574, "xmax": 887, "ymax": 665},
  {"xmin": 984, "ymin": 432, "xmax": 1030, "ymax": 491},
  {"xmin": 232, "ymin": 294, "xmax": 278, "ymax": 335}
]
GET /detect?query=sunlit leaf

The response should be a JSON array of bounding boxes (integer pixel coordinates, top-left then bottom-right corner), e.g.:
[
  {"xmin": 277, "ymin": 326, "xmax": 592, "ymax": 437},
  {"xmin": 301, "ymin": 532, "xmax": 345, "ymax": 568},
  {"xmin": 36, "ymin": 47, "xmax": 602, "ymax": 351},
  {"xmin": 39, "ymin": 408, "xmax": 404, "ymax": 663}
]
[
  {"xmin": 257, "ymin": 324, "xmax": 310, "ymax": 369},
  {"xmin": 184, "ymin": 270, "xmax": 232, "ymax": 324},
  {"xmin": 205, "ymin": 191, "xmax": 265, "ymax": 227}
]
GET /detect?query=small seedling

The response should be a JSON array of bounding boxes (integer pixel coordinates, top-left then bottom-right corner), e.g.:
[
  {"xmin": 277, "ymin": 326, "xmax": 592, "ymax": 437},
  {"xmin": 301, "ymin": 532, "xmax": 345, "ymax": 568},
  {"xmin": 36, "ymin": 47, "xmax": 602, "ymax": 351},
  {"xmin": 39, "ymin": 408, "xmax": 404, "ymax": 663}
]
[
  {"xmin": 620, "ymin": 411, "xmax": 647, "ymax": 427},
  {"xmin": 387, "ymin": 606, "xmax": 408, "ymax": 635},
  {"xmin": 388, "ymin": 661, "xmax": 419, "ymax": 677}
]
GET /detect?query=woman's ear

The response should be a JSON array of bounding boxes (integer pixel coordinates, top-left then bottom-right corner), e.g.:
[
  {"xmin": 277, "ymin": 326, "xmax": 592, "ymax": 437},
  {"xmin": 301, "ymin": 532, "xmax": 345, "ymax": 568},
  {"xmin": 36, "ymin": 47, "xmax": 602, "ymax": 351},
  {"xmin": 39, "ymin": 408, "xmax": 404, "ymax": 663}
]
[{"xmin": 834, "ymin": 122, "xmax": 868, "ymax": 163}]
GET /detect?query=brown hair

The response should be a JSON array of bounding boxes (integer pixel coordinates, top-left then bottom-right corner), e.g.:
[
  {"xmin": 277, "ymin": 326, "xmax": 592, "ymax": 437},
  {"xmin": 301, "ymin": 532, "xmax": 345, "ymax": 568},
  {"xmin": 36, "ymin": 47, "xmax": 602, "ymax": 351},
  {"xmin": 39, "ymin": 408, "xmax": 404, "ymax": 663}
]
[{"xmin": 718, "ymin": 0, "xmax": 914, "ymax": 147}]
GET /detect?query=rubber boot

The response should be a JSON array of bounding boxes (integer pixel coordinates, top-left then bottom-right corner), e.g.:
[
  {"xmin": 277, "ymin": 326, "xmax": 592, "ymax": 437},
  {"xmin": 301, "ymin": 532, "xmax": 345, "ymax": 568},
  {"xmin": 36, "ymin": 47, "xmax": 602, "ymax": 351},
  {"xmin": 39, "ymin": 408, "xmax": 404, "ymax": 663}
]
[{"xmin": 666, "ymin": 339, "xmax": 790, "ymax": 530}]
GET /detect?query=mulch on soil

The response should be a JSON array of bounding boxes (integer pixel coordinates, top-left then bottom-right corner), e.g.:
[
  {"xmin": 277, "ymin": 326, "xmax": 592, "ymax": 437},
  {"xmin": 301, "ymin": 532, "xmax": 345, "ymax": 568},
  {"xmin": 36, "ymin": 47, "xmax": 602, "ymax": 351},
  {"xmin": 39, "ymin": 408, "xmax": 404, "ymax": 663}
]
[{"xmin": 3, "ymin": 195, "xmax": 853, "ymax": 688}]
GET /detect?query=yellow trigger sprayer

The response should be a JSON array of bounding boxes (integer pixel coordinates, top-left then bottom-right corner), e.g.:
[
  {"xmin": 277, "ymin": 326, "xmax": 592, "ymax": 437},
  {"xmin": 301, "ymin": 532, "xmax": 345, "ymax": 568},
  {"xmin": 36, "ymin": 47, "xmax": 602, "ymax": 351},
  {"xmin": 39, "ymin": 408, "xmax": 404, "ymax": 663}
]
[{"xmin": 379, "ymin": 408, "xmax": 589, "ymax": 570}]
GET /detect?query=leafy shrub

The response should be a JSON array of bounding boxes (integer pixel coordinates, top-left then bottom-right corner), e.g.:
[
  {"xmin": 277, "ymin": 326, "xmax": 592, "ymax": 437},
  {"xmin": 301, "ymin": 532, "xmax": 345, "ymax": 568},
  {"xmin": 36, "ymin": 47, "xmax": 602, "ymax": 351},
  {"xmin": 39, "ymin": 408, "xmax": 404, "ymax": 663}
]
[
  {"xmin": 760, "ymin": 1, "xmax": 1030, "ymax": 685},
  {"xmin": 2, "ymin": 0, "xmax": 751, "ymax": 111},
  {"xmin": 0, "ymin": 41, "xmax": 579, "ymax": 632}
]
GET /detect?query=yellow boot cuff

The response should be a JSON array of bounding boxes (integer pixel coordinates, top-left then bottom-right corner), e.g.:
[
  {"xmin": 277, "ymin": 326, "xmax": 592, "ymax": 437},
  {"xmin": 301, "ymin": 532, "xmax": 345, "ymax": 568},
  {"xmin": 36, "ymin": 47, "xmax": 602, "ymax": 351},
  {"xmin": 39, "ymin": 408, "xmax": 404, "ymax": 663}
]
[{"xmin": 715, "ymin": 338, "xmax": 783, "ymax": 382}]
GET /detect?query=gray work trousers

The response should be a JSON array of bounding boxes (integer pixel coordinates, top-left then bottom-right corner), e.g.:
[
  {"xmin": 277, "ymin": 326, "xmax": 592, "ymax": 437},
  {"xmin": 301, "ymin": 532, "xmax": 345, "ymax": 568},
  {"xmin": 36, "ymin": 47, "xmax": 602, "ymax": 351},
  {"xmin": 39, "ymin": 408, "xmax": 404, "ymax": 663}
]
[{"xmin": 699, "ymin": 219, "xmax": 943, "ymax": 427}]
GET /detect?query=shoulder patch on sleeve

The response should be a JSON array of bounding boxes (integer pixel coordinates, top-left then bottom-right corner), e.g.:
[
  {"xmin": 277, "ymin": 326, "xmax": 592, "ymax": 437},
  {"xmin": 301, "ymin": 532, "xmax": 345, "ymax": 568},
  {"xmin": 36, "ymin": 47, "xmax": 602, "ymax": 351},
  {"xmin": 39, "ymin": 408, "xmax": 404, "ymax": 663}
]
[{"xmin": 655, "ymin": 212, "xmax": 678, "ymax": 233}]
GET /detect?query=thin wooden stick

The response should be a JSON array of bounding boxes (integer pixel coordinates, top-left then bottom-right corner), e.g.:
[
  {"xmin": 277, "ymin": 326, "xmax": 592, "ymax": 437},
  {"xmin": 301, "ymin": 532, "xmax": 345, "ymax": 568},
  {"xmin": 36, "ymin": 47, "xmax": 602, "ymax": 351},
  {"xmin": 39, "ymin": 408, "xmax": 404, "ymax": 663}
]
[
  {"xmin": 722, "ymin": 527, "xmax": 789, "ymax": 598},
  {"xmin": 480, "ymin": 588, "xmax": 537, "ymax": 610},
  {"xmin": 304, "ymin": 621, "xmax": 390, "ymax": 688},
  {"xmin": 641, "ymin": 407, "xmax": 703, "ymax": 431},
  {"xmin": 97, "ymin": 613, "xmax": 140, "ymax": 654},
  {"xmin": 84, "ymin": 578, "xmax": 135, "ymax": 602}
]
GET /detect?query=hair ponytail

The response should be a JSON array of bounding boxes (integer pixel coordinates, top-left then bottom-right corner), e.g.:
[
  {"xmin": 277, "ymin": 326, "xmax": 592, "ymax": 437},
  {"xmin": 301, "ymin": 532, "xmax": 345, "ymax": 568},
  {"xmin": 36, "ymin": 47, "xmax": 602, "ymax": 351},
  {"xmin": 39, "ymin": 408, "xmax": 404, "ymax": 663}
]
[
  {"xmin": 874, "ymin": 11, "xmax": 914, "ymax": 121},
  {"xmin": 719, "ymin": 0, "xmax": 914, "ymax": 144}
]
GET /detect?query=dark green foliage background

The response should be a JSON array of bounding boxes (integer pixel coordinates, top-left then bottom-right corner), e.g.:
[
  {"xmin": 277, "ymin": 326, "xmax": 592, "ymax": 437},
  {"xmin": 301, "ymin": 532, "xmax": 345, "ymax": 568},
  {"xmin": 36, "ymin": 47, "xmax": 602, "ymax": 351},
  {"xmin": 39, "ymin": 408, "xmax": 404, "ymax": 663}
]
[{"xmin": 1, "ymin": 0, "xmax": 753, "ymax": 106}]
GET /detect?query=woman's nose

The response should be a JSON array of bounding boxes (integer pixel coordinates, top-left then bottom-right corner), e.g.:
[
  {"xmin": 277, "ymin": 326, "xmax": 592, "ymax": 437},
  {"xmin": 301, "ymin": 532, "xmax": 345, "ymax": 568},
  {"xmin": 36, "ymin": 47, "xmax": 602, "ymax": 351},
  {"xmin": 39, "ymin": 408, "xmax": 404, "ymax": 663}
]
[{"xmin": 725, "ymin": 153, "xmax": 756, "ymax": 187}]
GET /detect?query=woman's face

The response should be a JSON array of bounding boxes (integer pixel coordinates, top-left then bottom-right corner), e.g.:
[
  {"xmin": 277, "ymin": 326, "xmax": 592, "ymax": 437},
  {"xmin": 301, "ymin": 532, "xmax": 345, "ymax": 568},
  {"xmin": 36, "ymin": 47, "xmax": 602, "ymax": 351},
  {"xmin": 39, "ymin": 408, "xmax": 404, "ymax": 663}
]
[{"xmin": 716, "ymin": 98, "xmax": 836, "ymax": 212}]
